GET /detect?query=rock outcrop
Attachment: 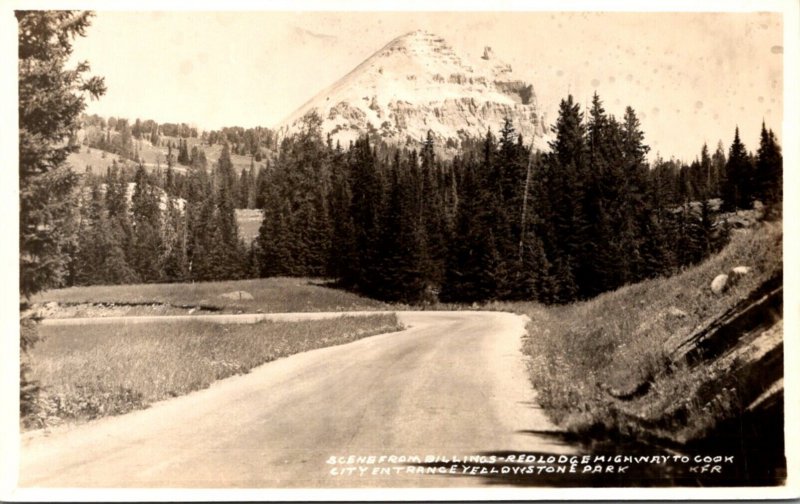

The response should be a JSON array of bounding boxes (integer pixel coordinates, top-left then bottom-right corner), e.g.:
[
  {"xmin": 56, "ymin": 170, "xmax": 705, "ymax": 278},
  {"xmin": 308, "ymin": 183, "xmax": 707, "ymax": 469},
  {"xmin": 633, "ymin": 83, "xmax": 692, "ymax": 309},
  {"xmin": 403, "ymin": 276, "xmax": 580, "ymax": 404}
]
[{"xmin": 278, "ymin": 30, "xmax": 550, "ymax": 154}]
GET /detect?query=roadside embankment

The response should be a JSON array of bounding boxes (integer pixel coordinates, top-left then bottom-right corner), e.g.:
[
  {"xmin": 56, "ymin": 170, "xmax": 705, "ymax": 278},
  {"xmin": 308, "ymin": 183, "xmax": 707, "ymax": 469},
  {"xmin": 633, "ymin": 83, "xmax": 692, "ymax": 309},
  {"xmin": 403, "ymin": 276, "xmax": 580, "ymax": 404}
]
[{"xmin": 515, "ymin": 220, "xmax": 783, "ymax": 483}]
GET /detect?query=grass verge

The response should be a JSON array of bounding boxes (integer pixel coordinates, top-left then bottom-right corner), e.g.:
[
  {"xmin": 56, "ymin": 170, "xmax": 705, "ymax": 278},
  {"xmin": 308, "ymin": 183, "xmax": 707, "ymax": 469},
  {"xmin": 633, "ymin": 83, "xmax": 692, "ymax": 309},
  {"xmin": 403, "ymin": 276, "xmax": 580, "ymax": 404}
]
[
  {"xmin": 507, "ymin": 221, "xmax": 782, "ymax": 443},
  {"xmin": 23, "ymin": 314, "xmax": 401, "ymax": 429}
]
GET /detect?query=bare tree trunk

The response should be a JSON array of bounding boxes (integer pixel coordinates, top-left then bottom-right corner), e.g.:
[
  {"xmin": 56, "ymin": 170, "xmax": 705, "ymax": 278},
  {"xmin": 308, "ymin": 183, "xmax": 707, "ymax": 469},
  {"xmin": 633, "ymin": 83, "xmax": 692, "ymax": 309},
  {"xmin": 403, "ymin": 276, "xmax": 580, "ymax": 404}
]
[{"xmin": 519, "ymin": 145, "xmax": 533, "ymax": 262}]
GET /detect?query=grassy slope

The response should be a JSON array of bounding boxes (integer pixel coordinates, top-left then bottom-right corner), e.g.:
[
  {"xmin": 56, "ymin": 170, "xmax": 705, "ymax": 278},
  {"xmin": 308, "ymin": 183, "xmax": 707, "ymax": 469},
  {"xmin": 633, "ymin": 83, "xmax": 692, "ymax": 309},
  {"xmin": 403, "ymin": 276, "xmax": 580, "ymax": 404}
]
[
  {"xmin": 26, "ymin": 314, "xmax": 401, "ymax": 428},
  {"xmin": 509, "ymin": 221, "xmax": 782, "ymax": 442},
  {"xmin": 32, "ymin": 277, "xmax": 389, "ymax": 314},
  {"xmin": 67, "ymin": 146, "xmax": 126, "ymax": 175},
  {"xmin": 71, "ymin": 130, "xmax": 255, "ymax": 175}
]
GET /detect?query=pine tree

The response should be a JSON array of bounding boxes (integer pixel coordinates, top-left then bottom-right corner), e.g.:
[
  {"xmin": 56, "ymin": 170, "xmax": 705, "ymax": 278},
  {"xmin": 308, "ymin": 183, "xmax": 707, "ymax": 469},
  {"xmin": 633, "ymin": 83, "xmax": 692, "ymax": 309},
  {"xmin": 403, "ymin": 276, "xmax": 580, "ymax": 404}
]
[
  {"xmin": 374, "ymin": 152, "xmax": 429, "ymax": 302},
  {"xmin": 441, "ymin": 158, "xmax": 499, "ymax": 302},
  {"xmin": 73, "ymin": 179, "xmax": 106, "ymax": 285},
  {"xmin": 328, "ymin": 144, "xmax": 357, "ymax": 281},
  {"xmin": 721, "ymin": 127, "xmax": 755, "ymax": 211},
  {"xmin": 755, "ymin": 121, "xmax": 783, "ymax": 213},
  {"xmin": 161, "ymin": 197, "xmax": 188, "ymax": 282},
  {"xmin": 256, "ymin": 184, "xmax": 293, "ymax": 277},
  {"xmin": 130, "ymin": 165, "xmax": 163, "ymax": 281},
  {"xmin": 699, "ymin": 143, "xmax": 712, "ymax": 198},
  {"xmin": 75, "ymin": 179, "xmax": 137, "ymax": 285},
  {"xmin": 583, "ymin": 94, "xmax": 616, "ymax": 294},
  {"xmin": 177, "ymin": 138, "xmax": 190, "ymax": 165},
  {"xmin": 150, "ymin": 123, "xmax": 159, "ymax": 146},
  {"xmin": 419, "ymin": 131, "xmax": 447, "ymax": 291},
  {"xmin": 620, "ymin": 106, "xmax": 650, "ymax": 282},
  {"xmin": 346, "ymin": 136, "xmax": 385, "ymax": 294},
  {"xmin": 710, "ymin": 141, "xmax": 726, "ymax": 198},
  {"xmin": 211, "ymin": 143, "xmax": 244, "ymax": 279},
  {"xmin": 542, "ymin": 96, "xmax": 587, "ymax": 301},
  {"xmin": 18, "ymin": 11, "xmax": 106, "ymax": 298}
]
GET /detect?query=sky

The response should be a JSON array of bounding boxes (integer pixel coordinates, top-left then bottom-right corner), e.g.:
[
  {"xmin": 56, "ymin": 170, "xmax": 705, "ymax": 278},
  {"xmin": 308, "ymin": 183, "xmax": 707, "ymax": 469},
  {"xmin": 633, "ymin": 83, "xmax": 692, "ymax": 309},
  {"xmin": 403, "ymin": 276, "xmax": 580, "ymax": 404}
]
[{"xmin": 68, "ymin": 10, "xmax": 784, "ymax": 161}]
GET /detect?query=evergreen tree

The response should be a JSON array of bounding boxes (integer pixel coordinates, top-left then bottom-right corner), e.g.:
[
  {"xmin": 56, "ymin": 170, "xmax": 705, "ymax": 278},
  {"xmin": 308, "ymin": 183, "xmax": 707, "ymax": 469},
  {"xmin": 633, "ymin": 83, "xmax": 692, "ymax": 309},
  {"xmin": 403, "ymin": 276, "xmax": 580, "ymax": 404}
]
[
  {"xmin": 255, "ymin": 113, "xmax": 331, "ymax": 277},
  {"xmin": 541, "ymin": 96, "xmax": 587, "ymax": 300},
  {"xmin": 721, "ymin": 127, "xmax": 755, "ymax": 211},
  {"xmin": 620, "ymin": 106, "xmax": 650, "ymax": 282},
  {"xmin": 150, "ymin": 123, "xmax": 159, "ymax": 146},
  {"xmin": 419, "ymin": 131, "xmax": 447, "ymax": 291},
  {"xmin": 346, "ymin": 136, "xmax": 385, "ymax": 293},
  {"xmin": 374, "ymin": 152, "xmax": 429, "ymax": 302},
  {"xmin": 328, "ymin": 144, "xmax": 357, "ymax": 280},
  {"xmin": 177, "ymin": 138, "xmax": 190, "ymax": 165},
  {"xmin": 130, "ymin": 164, "xmax": 163, "ymax": 281},
  {"xmin": 161, "ymin": 197, "xmax": 188, "ymax": 282},
  {"xmin": 73, "ymin": 180, "xmax": 106, "ymax": 285},
  {"xmin": 74, "ymin": 179, "xmax": 137, "ymax": 285},
  {"xmin": 18, "ymin": 11, "xmax": 105, "ymax": 298},
  {"xmin": 755, "ymin": 121, "xmax": 783, "ymax": 213},
  {"xmin": 710, "ymin": 141, "xmax": 726, "ymax": 198},
  {"xmin": 211, "ymin": 143, "xmax": 244, "ymax": 279},
  {"xmin": 699, "ymin": 143, "xmax": 713, "ymax": 198},
  {"xmin": 441, "ymin": 158, "xmax": 500, "ymax": 302}
]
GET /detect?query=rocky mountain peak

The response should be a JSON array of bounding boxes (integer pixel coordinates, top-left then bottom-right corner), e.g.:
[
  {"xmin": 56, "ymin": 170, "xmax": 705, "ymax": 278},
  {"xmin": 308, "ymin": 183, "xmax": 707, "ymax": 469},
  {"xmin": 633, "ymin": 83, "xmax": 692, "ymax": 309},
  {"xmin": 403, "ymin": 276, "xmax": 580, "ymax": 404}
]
[{"xmin": 279, "ymin": 30, "xmax": 549, "ymax": 154}]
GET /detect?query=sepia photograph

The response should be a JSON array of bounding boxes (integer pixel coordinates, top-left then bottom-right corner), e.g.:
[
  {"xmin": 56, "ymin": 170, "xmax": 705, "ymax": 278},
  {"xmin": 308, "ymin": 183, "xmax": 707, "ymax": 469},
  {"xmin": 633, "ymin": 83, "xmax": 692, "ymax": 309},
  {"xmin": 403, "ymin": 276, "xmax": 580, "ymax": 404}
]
[{"xmin": 2, "ymin": 0, "xmax": 798, "ymax": 500}]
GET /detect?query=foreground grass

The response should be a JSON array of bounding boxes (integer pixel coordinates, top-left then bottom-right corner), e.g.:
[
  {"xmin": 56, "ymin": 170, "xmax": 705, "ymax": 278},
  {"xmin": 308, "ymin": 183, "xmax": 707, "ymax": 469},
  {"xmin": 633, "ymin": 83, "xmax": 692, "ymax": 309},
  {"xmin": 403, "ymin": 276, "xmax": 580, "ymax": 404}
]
[
  {"xmin": 507, "ymin": 221, "xmax": 782, "ymax": 442},
  {"xmin": 32, "ymin": 277, "xmax": 389, "ymax": 314},
  {"xmin": 24, "ymin": 314, "xmax": 401, "ymax": 429}
]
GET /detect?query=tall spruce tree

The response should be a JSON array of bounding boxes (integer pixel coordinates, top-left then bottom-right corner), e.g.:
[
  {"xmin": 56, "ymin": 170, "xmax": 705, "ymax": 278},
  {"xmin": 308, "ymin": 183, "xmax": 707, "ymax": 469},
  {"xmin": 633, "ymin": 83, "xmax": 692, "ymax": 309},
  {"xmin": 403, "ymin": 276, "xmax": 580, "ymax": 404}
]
[
  {"xmin": 755, "ymin": 121, "xmax": 783, "ymax": 213},
  {"xmin": 374, "ymin": 151, "xmax": 429, "ymax": 302},
  {"xmin": 721, "ymin": 127, "xmax": 755, "ymax": 211},
  {"xmin": 543, "ymin": 95, "xmax": 587, "ymax": 301},
  {"xmin": 18, "ymin": 11, "xmax": 106, "ymax": 298},
  {"xmin": 346, "ymin": 136, "xmax": 385, "ymax": 294},
  {"xmin": 210, "ymin": 143, "xmax": 244, "ymax": 279},
  {"xmin": 419, "ymin": 131, "xmax": 447, "ymax": 290},
  {"xmin": 327, "ymin": 143, "xmax": 358, "ymax": 281},
  {"xmin": 441, "ymin": 157, "xmax": 500, "ymax": 302},
  {"xmin": 130, "ymin": 164, "xmax": 164, "ymax": 281}
]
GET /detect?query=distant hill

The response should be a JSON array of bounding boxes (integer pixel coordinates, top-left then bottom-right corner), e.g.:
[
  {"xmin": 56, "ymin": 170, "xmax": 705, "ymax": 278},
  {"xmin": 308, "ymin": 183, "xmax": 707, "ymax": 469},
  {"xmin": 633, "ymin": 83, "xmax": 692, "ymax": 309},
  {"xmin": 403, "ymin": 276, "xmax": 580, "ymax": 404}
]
[{"xmin": 70, "ymin": 125, "xmax": 261, "ymax": 177}]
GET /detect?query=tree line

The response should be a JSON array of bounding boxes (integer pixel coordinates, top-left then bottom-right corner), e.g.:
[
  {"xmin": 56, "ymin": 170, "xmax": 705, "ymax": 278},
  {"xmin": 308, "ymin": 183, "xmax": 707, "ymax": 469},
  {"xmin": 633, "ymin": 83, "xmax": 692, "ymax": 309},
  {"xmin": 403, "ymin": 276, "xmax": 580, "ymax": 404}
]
[
  {"xmin": 82, "ymin": 113, "xmax": 277, "ymax": 164},
  {"xmin": 61, "ymin": 97, "xmax": 783, "ymax": 303},
  {"xmin": 55, "ymin": 100, "xmax": 783, "ymax": 305},
  {"xmin": 248, "ymin": 99, "xmax": 781, "ymax": 304}
]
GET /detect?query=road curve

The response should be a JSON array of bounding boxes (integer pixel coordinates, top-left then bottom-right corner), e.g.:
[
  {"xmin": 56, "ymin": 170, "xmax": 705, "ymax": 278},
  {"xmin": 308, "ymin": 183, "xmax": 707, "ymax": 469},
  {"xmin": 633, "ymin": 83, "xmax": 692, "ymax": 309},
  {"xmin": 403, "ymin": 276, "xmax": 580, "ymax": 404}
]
[{"xmin": 20, "ymin": 311, "xmax": 576, "ymax": 488}]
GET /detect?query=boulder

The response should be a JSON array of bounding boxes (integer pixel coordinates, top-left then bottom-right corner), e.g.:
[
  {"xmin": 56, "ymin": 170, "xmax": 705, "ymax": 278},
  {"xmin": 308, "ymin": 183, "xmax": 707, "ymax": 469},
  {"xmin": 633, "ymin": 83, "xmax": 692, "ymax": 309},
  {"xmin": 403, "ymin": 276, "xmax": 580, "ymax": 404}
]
[
  {"xmin": 723, "ymin": 265, "xmax": 751, "ymax": 291},
  {"xmin": 220, "ymin": 290, "xmax": 254, "ymax": 301},
  {"xmin": 730, "ymin": 265, "xmax": 751, "ymax": 277},
  {"xmin": 667, "ymin": 306, "xmax": 688, "ymax": 318},
  {"xmin": 711, "ymin": 274, "xmax": 729, "ymax": 295}
]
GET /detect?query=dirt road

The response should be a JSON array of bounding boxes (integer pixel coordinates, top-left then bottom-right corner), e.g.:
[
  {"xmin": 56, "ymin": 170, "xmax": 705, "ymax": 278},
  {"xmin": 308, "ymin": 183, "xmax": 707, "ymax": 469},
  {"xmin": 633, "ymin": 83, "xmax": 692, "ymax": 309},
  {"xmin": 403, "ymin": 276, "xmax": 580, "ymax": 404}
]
[{"xmin": 20, "ymin": 311, "xmax": 575, "ymax": 488}]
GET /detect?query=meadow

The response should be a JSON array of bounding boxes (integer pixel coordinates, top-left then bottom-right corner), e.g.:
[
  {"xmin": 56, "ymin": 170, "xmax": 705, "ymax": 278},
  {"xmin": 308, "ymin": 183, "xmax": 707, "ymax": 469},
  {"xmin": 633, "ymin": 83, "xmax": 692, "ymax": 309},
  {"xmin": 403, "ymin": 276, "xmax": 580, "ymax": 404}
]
[
  {"xmin": 32, "ymin": 277, "xmax": 389, "ymax": 315},
  {"xmin": 24, "ymin": 314, "xmax": 401, "ymax": 429},
  {"xmin": 69, "ymin": 132, "xmax": 255, "ymax": 176}
]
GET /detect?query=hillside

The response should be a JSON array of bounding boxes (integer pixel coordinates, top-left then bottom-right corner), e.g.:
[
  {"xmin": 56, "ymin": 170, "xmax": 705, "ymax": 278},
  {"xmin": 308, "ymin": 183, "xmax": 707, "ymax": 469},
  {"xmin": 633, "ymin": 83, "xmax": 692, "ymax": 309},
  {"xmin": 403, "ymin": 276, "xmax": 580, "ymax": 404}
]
[
  {"xmin": 512, "ymin": 217, "xmax": 783, "ymax": 483},
  {"xmin": 278, "ymin": 30, "xmax": 551, "ymax": 153},
  {"xmin": 71, "ymin": 128, "xmax": 257, "ymax": 176}
]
